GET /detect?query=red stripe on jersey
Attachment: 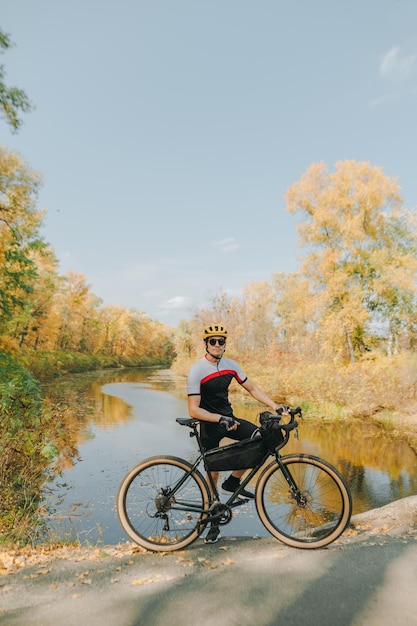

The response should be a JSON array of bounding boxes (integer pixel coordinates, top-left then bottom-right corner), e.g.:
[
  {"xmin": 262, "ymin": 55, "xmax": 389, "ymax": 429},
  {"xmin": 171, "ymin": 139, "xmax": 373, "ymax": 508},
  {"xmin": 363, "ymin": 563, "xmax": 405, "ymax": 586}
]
[{"xmin": 200, "ymin": 369, "xmax": 246, "ymax": 386}]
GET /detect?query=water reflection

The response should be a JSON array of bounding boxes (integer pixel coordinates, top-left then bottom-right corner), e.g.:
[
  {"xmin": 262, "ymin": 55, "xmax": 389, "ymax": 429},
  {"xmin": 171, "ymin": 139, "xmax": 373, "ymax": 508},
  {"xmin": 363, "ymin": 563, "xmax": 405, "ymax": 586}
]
[{"xmin": 42, "ymin": 368, "xmax": 417, "ymax": 545}]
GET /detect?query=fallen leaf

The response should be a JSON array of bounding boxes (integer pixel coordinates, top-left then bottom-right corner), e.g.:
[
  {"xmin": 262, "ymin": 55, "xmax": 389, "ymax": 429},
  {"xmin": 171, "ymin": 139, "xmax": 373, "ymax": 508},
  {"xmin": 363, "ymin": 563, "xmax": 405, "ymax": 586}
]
[
  {"xmin": 35, "ymin": 568, "xmax": 50, "ymax": 576},
  {"xmin": 131, "ymin": 578, "xmax": 154, "ymax": 586}
]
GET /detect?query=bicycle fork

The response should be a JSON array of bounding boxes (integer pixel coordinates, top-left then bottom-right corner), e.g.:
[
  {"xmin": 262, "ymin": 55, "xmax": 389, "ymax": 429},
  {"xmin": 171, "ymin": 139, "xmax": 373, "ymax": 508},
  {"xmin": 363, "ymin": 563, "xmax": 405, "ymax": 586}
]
[{"xmin": 275, "ymin": 456, "xmax": 308, "ymax": 507}]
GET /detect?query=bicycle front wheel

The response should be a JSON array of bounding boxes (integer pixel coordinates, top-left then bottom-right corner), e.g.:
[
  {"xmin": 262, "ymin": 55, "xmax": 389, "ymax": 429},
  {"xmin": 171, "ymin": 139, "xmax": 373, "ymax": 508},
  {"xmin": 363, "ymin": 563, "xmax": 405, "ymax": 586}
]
[
  {"xmin": 256, "ymin": 454, "xmax": 352, "ymax": 549},
  {"xmin": 117, "ymin": 455, "xmax": 211, "ymax": 552}
]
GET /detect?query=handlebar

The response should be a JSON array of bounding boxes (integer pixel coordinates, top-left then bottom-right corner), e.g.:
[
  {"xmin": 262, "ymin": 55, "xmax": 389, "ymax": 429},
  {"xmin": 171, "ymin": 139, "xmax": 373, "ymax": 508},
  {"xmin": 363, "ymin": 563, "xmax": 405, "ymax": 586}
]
[
  {"xmin": 259, "ymin": 406, "xmax": 302, "ymax": 434},
  {"xmin": 278, "ymin": 406, "xmax": 302, "ymax": 431}
]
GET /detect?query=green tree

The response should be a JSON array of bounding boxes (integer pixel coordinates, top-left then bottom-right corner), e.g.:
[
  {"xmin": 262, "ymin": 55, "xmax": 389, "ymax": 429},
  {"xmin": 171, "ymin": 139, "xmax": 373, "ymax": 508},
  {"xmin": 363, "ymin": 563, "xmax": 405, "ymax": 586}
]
[
  {"xmin": 0, "ymin": 29, "xmax": 33, "ymax": 132},
  {"xmin": 286, "ymin": 160, "xmax": 417, "ymax": 361},
  {"xmin": 0, "ymin": 148, "xmax": 47, "ymax": 336}
]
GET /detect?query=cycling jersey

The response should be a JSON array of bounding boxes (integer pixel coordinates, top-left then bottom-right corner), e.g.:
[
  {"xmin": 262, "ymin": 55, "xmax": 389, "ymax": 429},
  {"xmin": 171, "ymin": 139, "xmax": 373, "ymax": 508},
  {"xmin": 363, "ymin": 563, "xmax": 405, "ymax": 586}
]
[
  {"xmin": 187, "ymin": 354, "xmax": 247, "ymax": 416},
  {"xmin": 187, "ymin": 354, "xmax": 257, "ymax": 451}
]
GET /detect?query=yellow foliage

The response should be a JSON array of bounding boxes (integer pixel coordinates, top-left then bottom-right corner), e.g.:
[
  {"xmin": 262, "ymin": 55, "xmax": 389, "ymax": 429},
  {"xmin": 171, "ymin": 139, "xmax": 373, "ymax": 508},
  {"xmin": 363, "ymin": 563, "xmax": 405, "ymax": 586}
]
[{"xmin": 285, "ymin": 160, "xmax": 417, "ymax": 361}]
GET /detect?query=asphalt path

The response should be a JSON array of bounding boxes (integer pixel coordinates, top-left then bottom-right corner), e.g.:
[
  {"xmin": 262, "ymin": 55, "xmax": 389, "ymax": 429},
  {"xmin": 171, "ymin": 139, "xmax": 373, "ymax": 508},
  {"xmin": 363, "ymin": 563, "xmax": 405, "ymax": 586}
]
[{"xmin": 1, "ymin": 497, "xmax": 417, "ymax": 626}]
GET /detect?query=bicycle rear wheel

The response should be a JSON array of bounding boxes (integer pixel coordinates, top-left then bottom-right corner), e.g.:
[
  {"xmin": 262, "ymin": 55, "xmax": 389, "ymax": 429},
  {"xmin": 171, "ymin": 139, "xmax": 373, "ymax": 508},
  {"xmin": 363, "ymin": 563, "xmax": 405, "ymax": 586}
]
[
  {"xmin": 256, "ymin": 454, "xmax": 352, "ymax": 548},
  {"xmin": 117, "ymin": 455, "xmax": 211, "ymax": 552}
]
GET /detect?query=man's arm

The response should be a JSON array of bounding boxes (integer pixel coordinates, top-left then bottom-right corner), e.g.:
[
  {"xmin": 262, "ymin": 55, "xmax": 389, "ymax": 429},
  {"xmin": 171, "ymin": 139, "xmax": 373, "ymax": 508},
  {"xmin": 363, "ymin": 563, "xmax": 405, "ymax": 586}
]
[
  {"xmin": 241, "ymin": 379, "xmax": 279, "ymax": 412},
  {"xmin": 187, "ymin": 395, "xmax": 239, "ymax": 431},
  {"xmin": 188, "ymin": 395, "xmax": 221, "ymax": 422}
]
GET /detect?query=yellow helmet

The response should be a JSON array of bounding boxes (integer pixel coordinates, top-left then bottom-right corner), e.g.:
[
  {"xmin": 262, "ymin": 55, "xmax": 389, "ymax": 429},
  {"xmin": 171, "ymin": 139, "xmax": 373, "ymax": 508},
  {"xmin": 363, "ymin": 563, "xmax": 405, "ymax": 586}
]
[{"xmin": 202, "ymin": 324, "xmax": 228, "ymax": 340}]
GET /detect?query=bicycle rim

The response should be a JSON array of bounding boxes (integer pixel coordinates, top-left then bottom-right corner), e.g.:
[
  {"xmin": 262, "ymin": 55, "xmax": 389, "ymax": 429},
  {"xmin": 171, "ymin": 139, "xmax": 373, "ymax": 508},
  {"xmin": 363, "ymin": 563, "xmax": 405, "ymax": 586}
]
[
  {"xmin": 256, "ymin": 454, "xmax": 352, "ymax": 549},
  {"xmin": 117, "ymin": 455, "xmax": 210, "ymax": 552}
]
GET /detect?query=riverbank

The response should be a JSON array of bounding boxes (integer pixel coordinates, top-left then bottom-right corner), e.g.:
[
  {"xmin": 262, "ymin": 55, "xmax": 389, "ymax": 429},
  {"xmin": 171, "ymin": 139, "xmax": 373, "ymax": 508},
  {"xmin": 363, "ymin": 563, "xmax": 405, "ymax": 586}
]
[{"xmin": 371, "ymin": 401, "xmax": 417, "ymax": 454}]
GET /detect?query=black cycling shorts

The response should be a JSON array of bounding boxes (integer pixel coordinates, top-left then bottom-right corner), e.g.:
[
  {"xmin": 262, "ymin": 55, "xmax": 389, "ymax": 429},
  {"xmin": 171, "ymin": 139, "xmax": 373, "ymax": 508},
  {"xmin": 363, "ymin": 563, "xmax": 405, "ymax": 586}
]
[{"xmin": 200, "ymin": 417, "xmax": 258, "ymax": 452}]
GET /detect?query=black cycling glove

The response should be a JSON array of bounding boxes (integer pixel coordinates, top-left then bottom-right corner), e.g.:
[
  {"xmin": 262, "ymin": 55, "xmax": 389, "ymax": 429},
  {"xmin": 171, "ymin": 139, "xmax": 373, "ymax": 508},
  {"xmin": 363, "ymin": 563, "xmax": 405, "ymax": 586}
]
[
  {"xmin": 275, "ymin": 405, "xmax": 290, "ymax": 415},
  {"xmin": 219, "ymin": 415, "xmax": 237, "ymax": 431}
]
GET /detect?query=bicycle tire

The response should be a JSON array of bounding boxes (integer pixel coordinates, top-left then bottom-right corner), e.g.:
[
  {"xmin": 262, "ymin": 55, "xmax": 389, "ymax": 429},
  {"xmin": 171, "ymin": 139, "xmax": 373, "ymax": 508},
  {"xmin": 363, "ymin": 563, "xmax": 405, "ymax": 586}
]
[
  {"xmin": 117, "ymin": 455, "xmax": 211, "ymax": 552},
  {"xmin": 255, "ymin": 454, "xmax": 352, "ymax": 549}
]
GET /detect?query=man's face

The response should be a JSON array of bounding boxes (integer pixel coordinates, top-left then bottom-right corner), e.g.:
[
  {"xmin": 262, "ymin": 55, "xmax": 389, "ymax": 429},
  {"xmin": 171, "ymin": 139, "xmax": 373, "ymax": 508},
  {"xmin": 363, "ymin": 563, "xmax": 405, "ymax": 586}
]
[{"xmin": 206, "ymin": 336, "xmax": 226, "ymax": 356}]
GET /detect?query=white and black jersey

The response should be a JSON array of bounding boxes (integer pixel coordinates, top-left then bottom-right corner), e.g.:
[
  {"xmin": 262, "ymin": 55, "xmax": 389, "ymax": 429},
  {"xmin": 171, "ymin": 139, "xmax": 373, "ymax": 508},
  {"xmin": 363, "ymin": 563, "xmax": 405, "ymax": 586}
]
[{"xmin": 187, "ymin": 354, "xmax": 247, "ymax": 417}]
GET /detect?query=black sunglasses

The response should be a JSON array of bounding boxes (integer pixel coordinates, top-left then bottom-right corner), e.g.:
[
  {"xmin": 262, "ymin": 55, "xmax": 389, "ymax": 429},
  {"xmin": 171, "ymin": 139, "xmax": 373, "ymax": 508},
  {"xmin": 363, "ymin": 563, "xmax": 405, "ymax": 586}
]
[{"xmin": 208, "ymin": 337, "xmax": 226, "ymax": 346}]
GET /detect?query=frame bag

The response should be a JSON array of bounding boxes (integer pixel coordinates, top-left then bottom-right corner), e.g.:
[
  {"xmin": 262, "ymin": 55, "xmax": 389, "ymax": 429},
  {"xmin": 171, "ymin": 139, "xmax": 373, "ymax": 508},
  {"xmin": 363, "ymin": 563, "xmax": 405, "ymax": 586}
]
[{"xmin": 205, "ymin": 437, "xmax": 267, "ymax": 471}]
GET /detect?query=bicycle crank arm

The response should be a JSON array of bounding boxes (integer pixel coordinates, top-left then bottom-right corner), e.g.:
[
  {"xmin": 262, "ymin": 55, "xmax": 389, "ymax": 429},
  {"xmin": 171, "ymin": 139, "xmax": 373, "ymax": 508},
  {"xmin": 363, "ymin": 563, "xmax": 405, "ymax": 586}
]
[{"xmin": 229, "ymin": 498, "xmax": 250, "ymax": 508}]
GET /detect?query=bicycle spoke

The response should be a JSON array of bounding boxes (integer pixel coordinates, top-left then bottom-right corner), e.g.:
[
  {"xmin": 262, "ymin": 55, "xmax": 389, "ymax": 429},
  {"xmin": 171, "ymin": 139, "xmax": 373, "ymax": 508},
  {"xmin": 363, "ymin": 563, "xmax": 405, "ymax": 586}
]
[
  {"xmin": 117, "ymin": 456, "xmax": 210, "ymax": 551},
  {"xmin": 256, "ymin": 455, "xmax": 351, "ymax": 548}
]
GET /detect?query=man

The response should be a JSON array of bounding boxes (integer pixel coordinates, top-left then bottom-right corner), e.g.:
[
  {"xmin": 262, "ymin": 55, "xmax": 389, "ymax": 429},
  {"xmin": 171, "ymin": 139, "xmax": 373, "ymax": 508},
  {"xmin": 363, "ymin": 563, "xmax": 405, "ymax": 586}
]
[{"xmin": 187, "ymin": 323, "xmax": 283, "ymax": 543}]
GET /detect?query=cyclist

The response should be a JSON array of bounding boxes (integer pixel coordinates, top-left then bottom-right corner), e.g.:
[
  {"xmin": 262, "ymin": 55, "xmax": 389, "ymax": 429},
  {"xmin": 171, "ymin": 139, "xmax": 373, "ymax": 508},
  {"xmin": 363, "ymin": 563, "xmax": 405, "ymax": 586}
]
[{"xmin": 187, "ymin": 323, "xmax": 283, "ymax": 543}]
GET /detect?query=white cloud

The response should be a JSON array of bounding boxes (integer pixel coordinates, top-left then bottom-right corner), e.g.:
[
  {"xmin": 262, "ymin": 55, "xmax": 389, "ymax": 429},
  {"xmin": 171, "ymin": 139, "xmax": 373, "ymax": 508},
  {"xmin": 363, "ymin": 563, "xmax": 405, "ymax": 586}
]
[
  {"xmin": 379, "ymin": 46, "xmax": 416, "ymax": 81},
  {"xmin": 160, "ymin": 296, "xmax": 192, "ymax": 310},
  {"xmin": 210, "ymin": 236, "xmax": 240, "ymax": 253}
]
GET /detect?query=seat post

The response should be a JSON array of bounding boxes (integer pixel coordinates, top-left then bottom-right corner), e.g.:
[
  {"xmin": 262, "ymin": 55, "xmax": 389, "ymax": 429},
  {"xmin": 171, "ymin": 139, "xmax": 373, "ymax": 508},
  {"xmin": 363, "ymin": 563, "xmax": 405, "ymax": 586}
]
[{"xmin": 191, "ymin": 421, "xmax": 206, "ymax": 454}]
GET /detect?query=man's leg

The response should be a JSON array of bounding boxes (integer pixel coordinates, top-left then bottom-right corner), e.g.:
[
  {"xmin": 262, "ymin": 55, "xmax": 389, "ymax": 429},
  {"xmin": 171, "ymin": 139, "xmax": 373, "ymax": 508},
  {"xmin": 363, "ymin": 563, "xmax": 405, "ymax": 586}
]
[
  {"xmin": 221, "ymin": 418, "xmax": 258, "ymax": 499},
  {"xmin": 200, "ymin": 433, "xmax": 223, "ymax": 544}
]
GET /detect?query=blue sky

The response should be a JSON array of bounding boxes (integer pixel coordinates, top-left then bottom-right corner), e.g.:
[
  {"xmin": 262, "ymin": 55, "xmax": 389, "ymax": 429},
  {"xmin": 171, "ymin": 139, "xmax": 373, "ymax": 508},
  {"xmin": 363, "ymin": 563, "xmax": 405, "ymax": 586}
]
[{"xmin": 2, "ymin": 1, "xmax": 417, "ymax": 327}]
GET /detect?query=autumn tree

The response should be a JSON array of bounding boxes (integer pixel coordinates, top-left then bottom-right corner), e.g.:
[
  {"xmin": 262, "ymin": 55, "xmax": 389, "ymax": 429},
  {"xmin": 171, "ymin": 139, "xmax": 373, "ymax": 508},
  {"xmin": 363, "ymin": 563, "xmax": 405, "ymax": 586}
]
[
  {"xmin": 286, "ymin": 160, "xmax": 417, "ymax": 361},
  {"xmin": 175, "ymin": 285, "xmax": 278, "ymax": 364},
  {"xmin": 227, "ymin": 281, "xmax": 276, "ymax": 357},
  {"xmin": 272, "ymin": 272, "xmax": 313, "ymax": 356},
  {"xmin": 174, "ymin": 319, "xmax": 194, "ymax": 358},
  {"xmin": 52, "ymin": 271, "xmax": 102, "ymax": 352},
  {"xmin": 8, "ymin": 246, "xmax": 60, "ymax": 349}
]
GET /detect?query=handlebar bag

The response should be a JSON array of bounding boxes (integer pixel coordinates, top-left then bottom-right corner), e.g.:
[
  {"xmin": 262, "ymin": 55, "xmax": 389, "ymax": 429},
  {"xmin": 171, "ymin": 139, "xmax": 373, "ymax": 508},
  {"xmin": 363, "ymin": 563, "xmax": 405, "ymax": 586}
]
[{"xmin": 258, "ymin": 412, "xmax": 285, "ymax": 452}]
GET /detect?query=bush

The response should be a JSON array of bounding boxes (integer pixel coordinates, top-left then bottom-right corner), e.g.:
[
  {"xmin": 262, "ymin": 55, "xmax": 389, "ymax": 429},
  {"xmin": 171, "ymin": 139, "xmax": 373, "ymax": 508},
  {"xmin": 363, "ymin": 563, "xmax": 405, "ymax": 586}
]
[
  {"xmin": 0, "ymin": 351, "xmax": 61, "ymax": 544},
  {"xmin": 252, "ymin": 352, "xmax": 417, "ymax": 418},
  {"xmin": 17, "ymin": 350, "xmax": 173, "ymax": 381}
]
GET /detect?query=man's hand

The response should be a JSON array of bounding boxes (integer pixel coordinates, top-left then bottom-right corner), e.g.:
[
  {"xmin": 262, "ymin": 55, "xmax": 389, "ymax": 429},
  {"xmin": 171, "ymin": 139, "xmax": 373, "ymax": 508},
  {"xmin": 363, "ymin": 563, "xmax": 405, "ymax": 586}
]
[
  {"xmin": 275, "ymin": 405, "xmax": 290, "ymax": 415},
  {"xmin": 219, "ymin": 415, "xmax": 239, "ymax": 431}
]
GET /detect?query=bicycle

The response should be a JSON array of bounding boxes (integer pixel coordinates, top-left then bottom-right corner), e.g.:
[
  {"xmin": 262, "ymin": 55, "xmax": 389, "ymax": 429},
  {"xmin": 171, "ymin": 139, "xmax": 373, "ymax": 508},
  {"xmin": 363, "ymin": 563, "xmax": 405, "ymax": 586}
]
[{"xmin": 117, "ymin": 407, "xmax": 352, "ymax": 552}]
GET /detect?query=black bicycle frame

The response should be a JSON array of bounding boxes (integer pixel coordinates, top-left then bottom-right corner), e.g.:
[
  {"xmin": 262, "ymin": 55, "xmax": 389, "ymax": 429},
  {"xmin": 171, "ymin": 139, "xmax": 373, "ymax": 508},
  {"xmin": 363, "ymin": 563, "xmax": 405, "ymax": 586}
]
[{"xmin": 164, "ymin": 419, "xmax": 304, "ymax": 517}]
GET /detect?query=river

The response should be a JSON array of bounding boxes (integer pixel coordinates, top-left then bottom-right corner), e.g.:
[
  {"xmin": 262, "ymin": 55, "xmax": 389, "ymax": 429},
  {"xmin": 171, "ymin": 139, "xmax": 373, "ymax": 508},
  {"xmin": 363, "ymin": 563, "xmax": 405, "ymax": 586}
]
[{"xmin": 41, "ymin": 368, "xmax": 417, "ymax": 545}]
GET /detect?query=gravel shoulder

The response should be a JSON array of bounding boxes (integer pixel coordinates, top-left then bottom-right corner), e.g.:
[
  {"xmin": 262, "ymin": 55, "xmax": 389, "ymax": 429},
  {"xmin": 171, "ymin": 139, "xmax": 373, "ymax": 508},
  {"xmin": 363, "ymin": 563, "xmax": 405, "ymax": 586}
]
[{"xmin": 1, "ymin": 496, "xmax": 417, "ymax": 626}]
